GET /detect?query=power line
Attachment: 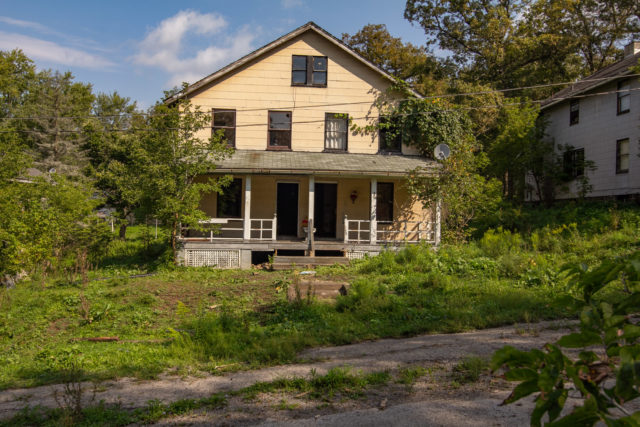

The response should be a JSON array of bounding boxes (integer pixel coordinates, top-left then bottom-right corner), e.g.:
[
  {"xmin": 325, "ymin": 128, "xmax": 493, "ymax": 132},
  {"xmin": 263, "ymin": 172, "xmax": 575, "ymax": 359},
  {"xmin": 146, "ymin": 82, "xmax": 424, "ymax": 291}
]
[
  {"xmin": 1, "ymin": 74, "xmax": 638, "ymax": 122},
  {"xmin": 0, "ymin": 85, "xmax": 637, "ymax": 134}
]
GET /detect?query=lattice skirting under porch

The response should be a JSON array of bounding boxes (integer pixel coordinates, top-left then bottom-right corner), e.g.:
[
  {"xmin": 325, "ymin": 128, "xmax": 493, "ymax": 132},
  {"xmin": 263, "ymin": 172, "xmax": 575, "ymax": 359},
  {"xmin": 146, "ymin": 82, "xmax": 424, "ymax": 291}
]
[{"xmin": 184, "ymin": 249, "xmax": 241, "ymax": 268}]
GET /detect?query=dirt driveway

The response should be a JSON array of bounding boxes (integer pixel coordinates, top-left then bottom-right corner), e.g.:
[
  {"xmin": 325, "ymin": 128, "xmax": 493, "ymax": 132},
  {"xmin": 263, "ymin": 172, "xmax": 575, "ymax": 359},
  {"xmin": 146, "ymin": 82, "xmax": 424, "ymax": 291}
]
[{"xmin": 0, "ymin": 320, "xmax": 578, "ymax": 425}]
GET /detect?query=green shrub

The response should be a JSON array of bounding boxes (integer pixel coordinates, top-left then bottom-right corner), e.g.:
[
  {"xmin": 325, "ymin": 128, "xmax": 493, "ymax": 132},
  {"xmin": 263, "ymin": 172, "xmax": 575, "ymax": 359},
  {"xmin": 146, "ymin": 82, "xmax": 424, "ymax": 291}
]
[{"xmin": 479, "ymin": 227, "xmax": 525, "ymax": 257}]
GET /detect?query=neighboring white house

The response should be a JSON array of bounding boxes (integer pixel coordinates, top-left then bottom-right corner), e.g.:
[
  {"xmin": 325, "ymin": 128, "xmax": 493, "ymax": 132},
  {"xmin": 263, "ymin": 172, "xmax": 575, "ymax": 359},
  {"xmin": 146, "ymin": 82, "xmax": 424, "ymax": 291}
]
[{"xmin": 538, "ymin": 41, "xmax": 640, "ymax": 200}]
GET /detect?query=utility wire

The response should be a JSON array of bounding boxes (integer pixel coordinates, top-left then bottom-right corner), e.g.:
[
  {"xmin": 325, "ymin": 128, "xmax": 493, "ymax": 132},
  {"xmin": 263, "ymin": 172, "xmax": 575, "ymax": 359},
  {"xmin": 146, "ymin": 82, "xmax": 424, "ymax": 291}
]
[{"xmin": 1, "ymin": 74, "xmax": 638, "ymax": 122}]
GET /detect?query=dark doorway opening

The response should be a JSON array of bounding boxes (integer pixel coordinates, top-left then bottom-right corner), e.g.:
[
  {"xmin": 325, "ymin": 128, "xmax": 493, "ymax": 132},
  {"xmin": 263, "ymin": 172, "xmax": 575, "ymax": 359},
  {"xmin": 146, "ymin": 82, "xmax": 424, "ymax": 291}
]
[
  {"xmin": 277, "ymin": 182, "xmax": 299, "ymax": 238},
  {"xmin": 314, "ymin": 183, "xmax": 337, "ymax": 238}
]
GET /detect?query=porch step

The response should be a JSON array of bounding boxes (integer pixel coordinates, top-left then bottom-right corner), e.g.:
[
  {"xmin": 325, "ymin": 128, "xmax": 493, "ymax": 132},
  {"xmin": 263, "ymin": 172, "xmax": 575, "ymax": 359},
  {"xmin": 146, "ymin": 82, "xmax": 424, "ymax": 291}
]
[{"xmin": 272, "ymin": 256, "xmax": 349, "ymax": 270}]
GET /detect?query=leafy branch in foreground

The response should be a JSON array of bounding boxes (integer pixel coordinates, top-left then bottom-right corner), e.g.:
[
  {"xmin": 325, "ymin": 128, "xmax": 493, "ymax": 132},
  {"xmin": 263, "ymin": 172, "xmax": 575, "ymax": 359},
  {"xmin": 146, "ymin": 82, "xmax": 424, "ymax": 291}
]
[{"xmin": 492, "ymin": 252, "xmax": 640, "ymax": 426}]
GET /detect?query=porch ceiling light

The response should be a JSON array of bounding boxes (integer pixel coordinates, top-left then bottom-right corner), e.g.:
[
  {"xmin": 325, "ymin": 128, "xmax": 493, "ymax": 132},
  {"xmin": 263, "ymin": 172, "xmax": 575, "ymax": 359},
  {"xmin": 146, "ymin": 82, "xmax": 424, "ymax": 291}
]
[{"xmin": 350, "ymin": 190, "xmax": 358, "ymax": 204}]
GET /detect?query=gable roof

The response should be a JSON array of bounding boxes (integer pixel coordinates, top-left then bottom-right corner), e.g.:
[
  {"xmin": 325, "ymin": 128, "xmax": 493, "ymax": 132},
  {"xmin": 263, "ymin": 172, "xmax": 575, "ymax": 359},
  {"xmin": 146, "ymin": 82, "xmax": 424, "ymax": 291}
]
[
  {"xmin": 164, "ymin": 21, "xmax": 421, "ymax": 104},
  {"xmin": 541, "ymin": 52, "xmax": 640, "ymax": 110}
]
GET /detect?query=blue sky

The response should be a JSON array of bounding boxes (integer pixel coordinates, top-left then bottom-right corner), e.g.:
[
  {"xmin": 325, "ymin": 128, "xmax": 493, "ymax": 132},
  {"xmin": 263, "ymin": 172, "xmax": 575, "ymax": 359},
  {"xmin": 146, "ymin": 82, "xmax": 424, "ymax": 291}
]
[{"xmin": 0, "ymin": 0, "xmax": 429, "ymax": 108}]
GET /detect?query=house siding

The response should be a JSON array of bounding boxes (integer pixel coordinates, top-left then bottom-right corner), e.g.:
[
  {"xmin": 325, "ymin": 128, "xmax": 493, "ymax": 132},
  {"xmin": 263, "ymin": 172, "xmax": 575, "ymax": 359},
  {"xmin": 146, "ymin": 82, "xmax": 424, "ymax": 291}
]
[
  {"xmin": 189, "ymin": 31, "xmax": 415, "ymax": 154},
  {"xmin": 543, "ymin": 77, "xmax": 640, "ymax": 199}
]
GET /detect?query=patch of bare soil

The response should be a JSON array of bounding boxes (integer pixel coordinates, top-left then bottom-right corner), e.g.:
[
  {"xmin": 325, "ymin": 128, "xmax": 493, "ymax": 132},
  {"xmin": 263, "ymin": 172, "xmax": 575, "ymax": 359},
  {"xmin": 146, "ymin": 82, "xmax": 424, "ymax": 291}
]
[{"xmin": 0, "ymin": 320, "xmax": 579, "ymax": 425}]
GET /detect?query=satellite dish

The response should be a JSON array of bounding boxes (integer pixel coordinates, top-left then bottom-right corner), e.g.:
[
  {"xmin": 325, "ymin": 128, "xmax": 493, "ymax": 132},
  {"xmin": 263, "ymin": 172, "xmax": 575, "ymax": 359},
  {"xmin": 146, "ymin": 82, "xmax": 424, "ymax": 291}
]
[{"xmin": 434, "ymin": 144, "xmax": 451, "ymax": 160}]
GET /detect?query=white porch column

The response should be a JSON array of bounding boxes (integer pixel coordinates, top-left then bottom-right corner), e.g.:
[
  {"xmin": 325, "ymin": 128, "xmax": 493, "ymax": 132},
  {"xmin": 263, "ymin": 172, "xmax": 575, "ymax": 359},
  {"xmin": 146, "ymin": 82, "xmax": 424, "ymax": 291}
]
[
  {"xmin": 370, "ymin": 178, "xmax": 377, "ymax": 244},
  {"xmin": 243, "ymin": 175, "xmax": 251, "ymax": 240},
  {"xmin": 308, "ymin": 175, "xmax": 315, "ymax": 227}
]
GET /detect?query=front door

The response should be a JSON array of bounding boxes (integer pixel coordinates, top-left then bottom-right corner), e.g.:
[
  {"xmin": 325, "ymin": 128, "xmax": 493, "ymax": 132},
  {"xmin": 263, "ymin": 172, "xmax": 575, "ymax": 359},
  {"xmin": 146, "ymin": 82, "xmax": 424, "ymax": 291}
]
[
  {"xmin": 276, "ymin": 182, "xmax": 298, "ymax": 238},
  {"xmin": 314, "ymin": 183, "xmax": 337, "ymax": 238}
]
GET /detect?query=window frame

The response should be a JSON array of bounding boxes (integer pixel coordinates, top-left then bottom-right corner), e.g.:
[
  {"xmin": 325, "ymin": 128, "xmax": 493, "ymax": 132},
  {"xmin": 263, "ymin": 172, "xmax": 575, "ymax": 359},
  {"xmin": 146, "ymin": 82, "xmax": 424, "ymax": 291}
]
[
  {"xmin": 563, "ymin": 147, "xmax": 585, "ymax": 179},
  {"xmin": 324, "ymin": 113, "xmax": 348, "ymax": 152},
  {"xmin": 217, "ymin": 178, "xmax": 243, "ymax": 218},
  {"xmin": 212, "ymin": 109, "xmax": 236, "ymax": 147},
  {"xmin": 616, "ymin": 138, "xmax": 630, "ymax": 174},
  {"xmin": 376, "ymin": 182, "xmax": 394, "ymax": 223},
  {"xmin": 291, "ymin": 55, "xmax": 328, "ymax": 88},
  {"xmin": 267, "ymin": 110, "xmax": 292, "ymax": 151},
  {"xmin": 569, "ymin": 99, "xmax": 579, "ymax": 126},
  {"xmin": 378, "ymin": 116, "xmax": 402, "ymax": 153},
  {"xmin": 617, "ymin": 80, "xmax": 630, "ymax": 115}
]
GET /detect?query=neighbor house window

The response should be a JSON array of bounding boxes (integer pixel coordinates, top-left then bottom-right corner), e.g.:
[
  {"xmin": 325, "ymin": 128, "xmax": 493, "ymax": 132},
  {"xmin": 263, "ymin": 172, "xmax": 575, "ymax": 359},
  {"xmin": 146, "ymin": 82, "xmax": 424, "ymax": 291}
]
[
  {"xmin": 324, "ymin": 113, "xmax": 348, "ymax": 151},
  {"xmin": 291, "ymin": 55, "xmax": 327, "ymax": 86},
  {"xmin": 217, "ymin": 178, "xmax": 242, "ymax": 218},
  {"xmin": 563, "ymin": 148, "xmax": 585, "ymax": 179},
  {"xmin": 212, "ymin": 109, "xmax": 236, "ymax": 147},
  {"xmin": 617, "ymin": 81, "xmax": 630, "ymax": 115},
  {"xmin": 268, "ymin": 111, "xmax": 291, "ymax": 149},
  {"xmin": 616, "ymin": 138, "xmax": 629, "ymax": 174},
  {"xmin": 569, "ymin": 99, "xmax": 579, "ymax": 126},
  {"xmin": 376, "ymin": 182, "xmax": 394, "ymax": 222},
  {"xmin": 379, "ymin": 116, "xmax": 402, "ymax": 152}
]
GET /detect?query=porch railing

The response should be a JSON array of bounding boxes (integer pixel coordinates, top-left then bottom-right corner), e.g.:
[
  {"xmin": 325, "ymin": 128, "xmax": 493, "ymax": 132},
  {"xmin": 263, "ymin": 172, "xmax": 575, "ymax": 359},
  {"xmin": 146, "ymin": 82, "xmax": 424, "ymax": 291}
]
[
  {"xmin": 181, "ymin": 215, "xmax": 277, "ymax": 241},
  {"xmin": 344, "ymin": 216, "xmax": 436, "ymax": 244}
]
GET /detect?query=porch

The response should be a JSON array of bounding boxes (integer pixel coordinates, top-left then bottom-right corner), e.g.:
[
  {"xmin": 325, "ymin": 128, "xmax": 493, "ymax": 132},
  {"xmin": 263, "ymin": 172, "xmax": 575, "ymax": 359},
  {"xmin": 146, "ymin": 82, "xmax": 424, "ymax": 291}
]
[{"xmin": 177, "ymin": 150, "xmax": 440, "ymax": 268}]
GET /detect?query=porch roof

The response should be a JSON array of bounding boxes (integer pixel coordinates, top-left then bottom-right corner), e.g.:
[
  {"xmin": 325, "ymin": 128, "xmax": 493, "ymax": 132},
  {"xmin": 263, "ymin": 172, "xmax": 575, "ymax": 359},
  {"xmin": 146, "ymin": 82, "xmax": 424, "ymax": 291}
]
[{"xmin": 213, "ymin": 150, "xmax": 439, "ymax": 177}]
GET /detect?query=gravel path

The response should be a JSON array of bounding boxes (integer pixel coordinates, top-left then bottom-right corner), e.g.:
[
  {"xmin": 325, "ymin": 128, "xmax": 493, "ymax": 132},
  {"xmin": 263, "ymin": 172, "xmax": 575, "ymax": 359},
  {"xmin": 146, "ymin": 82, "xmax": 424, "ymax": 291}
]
[{"xmin": 0, "ymin": 320, "xmax": 576, "ymax": 424}]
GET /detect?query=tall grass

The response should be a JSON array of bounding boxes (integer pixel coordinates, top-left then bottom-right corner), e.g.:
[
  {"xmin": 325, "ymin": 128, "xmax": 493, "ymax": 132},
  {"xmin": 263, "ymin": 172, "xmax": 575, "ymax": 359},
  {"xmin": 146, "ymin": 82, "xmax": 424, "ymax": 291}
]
[{"xmin": 0, "ymin": 203, "xmax": 638, "ymax": 390}]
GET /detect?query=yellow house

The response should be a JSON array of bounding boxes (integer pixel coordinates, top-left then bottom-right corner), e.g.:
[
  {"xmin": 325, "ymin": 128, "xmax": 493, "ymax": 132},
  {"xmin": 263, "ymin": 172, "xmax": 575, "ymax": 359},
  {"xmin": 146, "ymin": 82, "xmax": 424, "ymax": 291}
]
[{"xmin": 167, "ymin": 22, "xmax": 441, "ymax": 268}]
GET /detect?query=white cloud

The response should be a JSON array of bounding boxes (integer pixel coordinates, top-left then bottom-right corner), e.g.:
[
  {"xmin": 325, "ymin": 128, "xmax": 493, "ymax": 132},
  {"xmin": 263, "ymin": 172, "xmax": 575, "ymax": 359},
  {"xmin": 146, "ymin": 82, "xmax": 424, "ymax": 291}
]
[
  {"xmin": 0, "ymin": 31, "xmax": 115, "ymax": 69},
  {"xmin": 0, "ymin": 16, "xmax": 51, "ymax": 33},
  {"xmin": 281, "ymin": 0, "xmax": 303, "ymax": 8},
  {"xmin": 132, "ymin": 10, "xmax": 257, "ymax": 86}
]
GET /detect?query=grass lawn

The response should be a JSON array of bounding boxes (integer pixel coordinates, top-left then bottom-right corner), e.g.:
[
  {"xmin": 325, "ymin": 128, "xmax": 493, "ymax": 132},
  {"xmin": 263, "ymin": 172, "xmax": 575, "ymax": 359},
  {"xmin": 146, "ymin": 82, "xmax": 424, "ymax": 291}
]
[{"xmin": 0, "ymin": 202, "xmax": 639, "ymax": 390}]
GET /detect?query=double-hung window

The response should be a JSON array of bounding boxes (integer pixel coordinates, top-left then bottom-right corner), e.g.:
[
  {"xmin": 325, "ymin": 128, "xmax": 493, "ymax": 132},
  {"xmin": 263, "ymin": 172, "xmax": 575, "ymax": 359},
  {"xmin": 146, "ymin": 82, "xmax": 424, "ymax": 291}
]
[
  {"xmin": 324, "ymin": 113, "xmax": 348, "ymax": 151},
  {"xmin": 268, "ymin": 111, "xmax": 292, "ymax": 150},
  {"xmin": 563, "ymin": 148, "xmax": 585, "ymax": 179},
  {"xmin": 291, "ymin": 55, "xmax": 327, "ymax": 87},
  {"xmin": 212, "ymin": 109, "xmax": 236, "ymax": 147},
  {"xmin": 616, "ymin": 138, "xmax": 629, "ymax": 174},
  {"xmin": 379, "ymin": 116, "xmax": 402, "ymax": 152},
  {"xmin": 569, "ymin": 100, "xmax": 579, "ymax": 126},
  {"xmin": 617, "ymin": 81, "xmax": 630, "ymax": 115},
  {"xmin": 217, "ymin": 178, "xmax": 242, "ymax": 218}
]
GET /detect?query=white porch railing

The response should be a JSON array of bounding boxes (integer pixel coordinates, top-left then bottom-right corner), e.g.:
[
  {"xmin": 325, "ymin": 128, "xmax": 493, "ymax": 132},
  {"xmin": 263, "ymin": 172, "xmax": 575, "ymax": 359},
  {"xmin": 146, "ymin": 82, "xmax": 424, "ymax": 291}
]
[
  {"xmin": 344, "ymin": 216, "xmax": 436, "ymax": 244},
  {"xmin": 182, "ymin": 215, "xmax": 277, "ymax": 241}
]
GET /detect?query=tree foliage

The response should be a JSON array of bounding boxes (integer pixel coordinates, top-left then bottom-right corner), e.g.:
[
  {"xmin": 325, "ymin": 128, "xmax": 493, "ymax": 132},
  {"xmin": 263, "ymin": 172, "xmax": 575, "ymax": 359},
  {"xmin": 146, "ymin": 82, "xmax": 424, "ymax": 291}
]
[
  {"xmin": 405, "ymin": 0, "xmax": 640, "ymax": 92},
  {"xmin": 341, "ymin": 23, "xmax": 450, "ymax": 94},
  {"xmin": 493, "ymin": 252, "xmax": 640, "ymax": 425},
  {"xmin": 137, "ymin": 94, "xmax": 232, "ymax": 257}
]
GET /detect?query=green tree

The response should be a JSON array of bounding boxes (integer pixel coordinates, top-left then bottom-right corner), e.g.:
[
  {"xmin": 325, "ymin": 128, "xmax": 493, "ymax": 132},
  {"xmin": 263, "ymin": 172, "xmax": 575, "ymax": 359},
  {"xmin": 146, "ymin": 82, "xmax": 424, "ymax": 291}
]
[
  {"xmin": 138, "ymin": 95, "xmax": 232, "ymax": 259},
  {"xmin": 341, "ymin": 23, "xmax": 449, "ymax": 94},
  {"xmin": 371, "ymin": 84, "xmax": 501, "ymax": 241},
  {"xmin": 84, "ymin": 92, "xmax": 143, "ymax": 239},
  {"xmin": 404, "ymin": 0, "xmax": 639, "ymax": 92},
  {"xmin": 22, "ymin": 70, "xmax": 95, "ymax": 175}
]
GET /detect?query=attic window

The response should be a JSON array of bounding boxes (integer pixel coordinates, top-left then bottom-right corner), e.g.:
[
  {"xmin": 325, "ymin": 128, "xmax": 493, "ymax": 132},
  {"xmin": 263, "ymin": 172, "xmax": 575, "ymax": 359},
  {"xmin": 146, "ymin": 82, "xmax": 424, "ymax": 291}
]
[
  {"xmin": 292, "ymin": 55, "xmax": 327, "ymax": 87},
  {"xmin": 617, "ymin": 81, "xmax": 630, "ymax": 115},
  {"xmin": 569, "ymin": 100, "xmax": 579, "ymax": 126}
]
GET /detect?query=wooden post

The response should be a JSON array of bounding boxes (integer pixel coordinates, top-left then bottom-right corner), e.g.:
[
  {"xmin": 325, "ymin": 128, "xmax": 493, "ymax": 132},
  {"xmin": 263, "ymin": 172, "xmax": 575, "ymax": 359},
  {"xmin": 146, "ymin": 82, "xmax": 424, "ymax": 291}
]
[
  {"xmin": 243, "ymin": 175, "xmax": 251, "ymax": 240},
  {"xmin": 435, "ymin": 200, "xmax": 442, "ymax": 246},
  {"xmin": 272, "ymin": 213, "xmax": 277, "ymax": 241},
  {"xmin": 308, "ymin": 175, "xmax": 315, "ymax": 235},
  {"xmin": 343, "ymin": 215, "xmax": 348, "ymax": 243},
  {"xmin": 370, "ymin": 178, "xmax": 377, "ymax": 244},
  {"xmin": 308, "ymin": 218, "xmax": 315, "ymax": 256}
]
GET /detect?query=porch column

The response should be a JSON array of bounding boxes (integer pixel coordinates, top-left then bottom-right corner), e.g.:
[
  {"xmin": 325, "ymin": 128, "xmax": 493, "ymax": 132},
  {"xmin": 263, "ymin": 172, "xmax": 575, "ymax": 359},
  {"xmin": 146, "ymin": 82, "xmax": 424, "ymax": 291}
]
[
  {"xmin": 308, "ymin": 175, "xmax": 315, "ymax": 228},
  {"xmin": 370, "ymin": 178, "xmax": 377, "ymax": 244},
  {"xmin": 243, "ymin": 175, "xmax": 251, "ymax": 240}
]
